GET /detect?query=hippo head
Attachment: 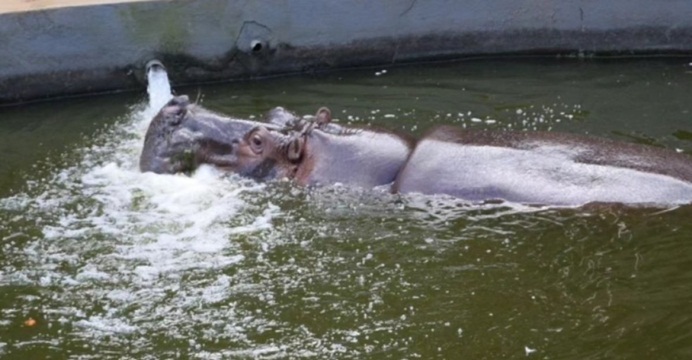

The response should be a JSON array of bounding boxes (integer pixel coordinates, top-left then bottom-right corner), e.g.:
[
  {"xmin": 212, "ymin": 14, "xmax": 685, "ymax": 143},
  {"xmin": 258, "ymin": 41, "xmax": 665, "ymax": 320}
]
[
  {"xmin": 223, "ymin": 107, "xmax": 414, "ymax": 188},
  {"xmin": 216, "ymin": 107, "xmax": 333, "ymax": 181},
  {"xmin": 139, "ymin": 95, "xmax": 300, "ymax": 174},
  {"xmin": 224, "ymin": 125, "xmax": 306, "ymax": 180}
]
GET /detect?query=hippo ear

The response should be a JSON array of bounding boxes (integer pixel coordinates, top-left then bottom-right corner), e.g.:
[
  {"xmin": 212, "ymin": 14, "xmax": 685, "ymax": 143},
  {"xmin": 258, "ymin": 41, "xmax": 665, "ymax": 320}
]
[
  {"xmin": 287, "ymin": 136, "xmax": 305, "ymax": 162},
  {"xmin": 315, "ymin": 107, "xmax": 332, "ymax": 127}
]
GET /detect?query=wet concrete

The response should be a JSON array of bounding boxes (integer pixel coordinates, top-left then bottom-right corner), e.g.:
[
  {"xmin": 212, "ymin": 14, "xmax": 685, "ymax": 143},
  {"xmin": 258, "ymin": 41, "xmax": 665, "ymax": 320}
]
[{"xmin": 3, "ymin": 0, "xmax": 692, "ymax": 104}]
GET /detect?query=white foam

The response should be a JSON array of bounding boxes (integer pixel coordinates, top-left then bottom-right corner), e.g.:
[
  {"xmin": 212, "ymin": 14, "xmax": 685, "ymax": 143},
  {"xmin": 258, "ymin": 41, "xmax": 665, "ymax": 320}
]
[{"xmin": 75, "ymin": 316, "xmax": 138, "ymax": 335}]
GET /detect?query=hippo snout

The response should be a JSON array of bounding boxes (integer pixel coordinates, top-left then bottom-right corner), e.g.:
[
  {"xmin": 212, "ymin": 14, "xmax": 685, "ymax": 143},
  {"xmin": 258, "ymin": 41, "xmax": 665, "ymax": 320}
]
[
  {"xmin": 167, "ymin": 95, "xmax": 190, "ymax": 107},
  {"xmin": 158, "ymin": 96, "xmax": 192, "ymax": 127}
]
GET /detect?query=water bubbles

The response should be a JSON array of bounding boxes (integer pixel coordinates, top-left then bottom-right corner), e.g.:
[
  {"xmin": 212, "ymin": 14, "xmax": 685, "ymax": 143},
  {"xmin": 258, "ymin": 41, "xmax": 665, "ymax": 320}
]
[{"xmin": 524, "ymin": 346, "xmax": 537, "ymax": 356}]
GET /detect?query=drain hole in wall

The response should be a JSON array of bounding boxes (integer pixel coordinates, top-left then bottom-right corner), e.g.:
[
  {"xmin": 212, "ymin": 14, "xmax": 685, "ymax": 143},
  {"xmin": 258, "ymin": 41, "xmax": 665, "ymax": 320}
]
[{"xmin": 251, "ymin": 40, "xmax": 264, "ymax": 53}]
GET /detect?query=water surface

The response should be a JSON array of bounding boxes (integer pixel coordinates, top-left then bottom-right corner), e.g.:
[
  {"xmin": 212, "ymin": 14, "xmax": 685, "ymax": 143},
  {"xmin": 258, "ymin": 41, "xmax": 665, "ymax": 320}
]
[{"xmin": 1, "ymin": 58, "xmax": 691, "ymax": 359}]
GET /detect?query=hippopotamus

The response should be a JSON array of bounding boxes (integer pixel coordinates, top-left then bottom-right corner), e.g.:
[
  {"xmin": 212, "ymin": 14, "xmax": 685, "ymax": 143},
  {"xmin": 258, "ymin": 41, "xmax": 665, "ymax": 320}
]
[
  {"xmin": 139, "ymin": 95, "xmax": 300, "ymax": 174},
  {"xmin": 214, "ymin": 107, "xmax": 415, "ymax": 187},
  {"xmin": 140, "ymin": 97, "xmax": 692, "ymax": 206},
  {"xmin": 393, "ymin": 126, "xmax": 692, "ymax": 206},
  {"xmin": 203, "ymin": 108, "xmax": 692, "ymax": 206}
]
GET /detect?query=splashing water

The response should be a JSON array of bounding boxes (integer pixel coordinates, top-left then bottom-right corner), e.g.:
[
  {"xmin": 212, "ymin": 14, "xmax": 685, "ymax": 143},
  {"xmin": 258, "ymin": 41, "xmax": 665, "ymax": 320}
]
[{"xmin": 0, "ymin": 63, "xmax": 286, "ymax": 357}]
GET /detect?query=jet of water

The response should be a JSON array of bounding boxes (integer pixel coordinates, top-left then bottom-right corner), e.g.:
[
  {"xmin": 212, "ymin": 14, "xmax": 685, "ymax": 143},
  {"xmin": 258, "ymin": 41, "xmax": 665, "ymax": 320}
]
[{"xmin": 145, "ymin": 60, "xmax": 173, "ymax": 111}]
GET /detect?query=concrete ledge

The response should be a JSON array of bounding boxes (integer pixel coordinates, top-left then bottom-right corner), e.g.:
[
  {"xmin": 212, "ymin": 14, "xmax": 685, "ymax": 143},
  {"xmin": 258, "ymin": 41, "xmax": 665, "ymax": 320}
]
[
  {"xmin": 3, "ymin": 0, "xmax": 692, "ymax": 104},
  {"xmin": 0, "ymin": 0, "xmax": 153, "ymax": 14}
]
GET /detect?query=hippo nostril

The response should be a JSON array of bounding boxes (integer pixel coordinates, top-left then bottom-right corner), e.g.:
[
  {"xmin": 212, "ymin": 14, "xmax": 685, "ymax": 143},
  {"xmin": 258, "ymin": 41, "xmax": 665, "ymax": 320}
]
[{"xmin": 168, "ymin": 95, "xmax": 190, "ymax": 107}]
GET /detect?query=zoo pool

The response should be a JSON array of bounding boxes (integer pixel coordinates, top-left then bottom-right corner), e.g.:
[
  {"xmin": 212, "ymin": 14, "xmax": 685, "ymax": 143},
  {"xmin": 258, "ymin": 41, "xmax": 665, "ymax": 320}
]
[{"xmin": 1, "ymin": 58, "xmax": 691, "ymax": 359}]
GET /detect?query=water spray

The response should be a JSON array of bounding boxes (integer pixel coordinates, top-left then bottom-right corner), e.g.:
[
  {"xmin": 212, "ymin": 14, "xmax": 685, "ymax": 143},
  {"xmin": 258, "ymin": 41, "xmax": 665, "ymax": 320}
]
[{"xmin": 145, "ymin": 59, "xmax": 173, "ymax": 111}]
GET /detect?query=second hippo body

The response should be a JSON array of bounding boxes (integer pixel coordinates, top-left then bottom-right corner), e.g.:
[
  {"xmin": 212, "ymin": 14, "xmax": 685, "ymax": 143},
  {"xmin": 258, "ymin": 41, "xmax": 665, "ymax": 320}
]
[{"xmin": 394, "ymin": 126, "xmax": 692, "ymax": 206}]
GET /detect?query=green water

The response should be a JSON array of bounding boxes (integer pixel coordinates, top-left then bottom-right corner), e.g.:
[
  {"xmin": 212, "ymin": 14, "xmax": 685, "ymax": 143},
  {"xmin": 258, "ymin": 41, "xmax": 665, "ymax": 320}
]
[{"xmin": 1, "ymin": 59, "xmax": 691, "ymax": 359}]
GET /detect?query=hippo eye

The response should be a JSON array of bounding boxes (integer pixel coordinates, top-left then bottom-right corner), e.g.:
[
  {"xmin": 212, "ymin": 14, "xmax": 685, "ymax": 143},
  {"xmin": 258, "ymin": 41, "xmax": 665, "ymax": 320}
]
[{"xmin": 250, "ymin": 133, "xmax": 263, "ymax": 153}]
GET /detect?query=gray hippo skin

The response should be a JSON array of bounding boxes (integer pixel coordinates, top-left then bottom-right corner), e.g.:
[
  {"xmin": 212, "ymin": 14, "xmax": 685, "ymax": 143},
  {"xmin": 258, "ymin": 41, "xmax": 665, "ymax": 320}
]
[
  {"xmin": 220, "ymin": 107, "xmax": 414, "ymax": 188},
  {"xmin": 139, "ymin": 95, "xmax": 299, "ymax": 174},
  {"xmin": 393, "ymin": 126, "xmax": 692, "ymax": 206}
]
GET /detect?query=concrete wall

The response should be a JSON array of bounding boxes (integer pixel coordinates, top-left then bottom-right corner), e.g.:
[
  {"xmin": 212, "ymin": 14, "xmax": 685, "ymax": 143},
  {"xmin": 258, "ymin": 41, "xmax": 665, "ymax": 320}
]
[{"xmin": 3, "ymin": 0, "xmax": 692, "ymax": 104}]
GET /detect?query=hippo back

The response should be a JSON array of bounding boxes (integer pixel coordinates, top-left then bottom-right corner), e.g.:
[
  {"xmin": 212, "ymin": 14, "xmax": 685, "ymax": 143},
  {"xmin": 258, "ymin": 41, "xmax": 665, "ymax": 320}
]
[{"xmin": 394, "ymin": 126, "xmax": 692, "ymax": 206}]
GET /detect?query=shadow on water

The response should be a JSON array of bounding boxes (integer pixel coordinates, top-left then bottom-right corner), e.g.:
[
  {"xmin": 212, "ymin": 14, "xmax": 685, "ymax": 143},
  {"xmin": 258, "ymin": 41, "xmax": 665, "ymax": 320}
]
[{"xmin": 0, "ymin": 59, "xmax": 691, "ymax": 358}]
